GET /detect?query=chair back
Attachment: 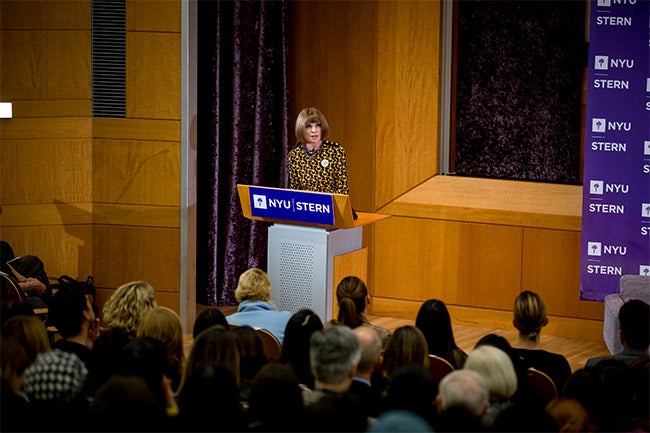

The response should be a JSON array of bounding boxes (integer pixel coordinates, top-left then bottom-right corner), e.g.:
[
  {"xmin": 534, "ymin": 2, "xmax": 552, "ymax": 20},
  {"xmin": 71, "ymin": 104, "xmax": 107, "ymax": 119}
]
[
  {"xmin": 428, "ymin": 354, "xmax": 455, "ymax": 387},
  {"xmin": 1, "ymin": 271, "xmax": 28, "ymax": 304},
  {"xmin": 525, "ymin": 367, "xmax": 557, "ymax": 403},
  {"xmin": 256, "ymin": 328, "xmax": 282, "ymax": 361}
]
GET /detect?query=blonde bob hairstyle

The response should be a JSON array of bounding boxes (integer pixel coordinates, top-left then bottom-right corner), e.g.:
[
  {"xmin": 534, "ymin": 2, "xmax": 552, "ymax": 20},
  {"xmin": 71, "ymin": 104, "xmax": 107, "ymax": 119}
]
[
  {"xmin": 234, "ymin": 268, "xmax": 272, "ymax": 304},
  {"xmin": 102, "ymin": 280, "xmax": 157, "ymax": 336},
  {"xmin": 294, "ymin": 107, "xmax": 329, "ymax": 143}
]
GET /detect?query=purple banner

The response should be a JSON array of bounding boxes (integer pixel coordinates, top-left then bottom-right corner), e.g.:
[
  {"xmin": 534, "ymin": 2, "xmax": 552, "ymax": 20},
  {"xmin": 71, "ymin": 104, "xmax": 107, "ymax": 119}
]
[{"xmin": 580, "ymin": 0, "xmax": 650, "ymax": 301}]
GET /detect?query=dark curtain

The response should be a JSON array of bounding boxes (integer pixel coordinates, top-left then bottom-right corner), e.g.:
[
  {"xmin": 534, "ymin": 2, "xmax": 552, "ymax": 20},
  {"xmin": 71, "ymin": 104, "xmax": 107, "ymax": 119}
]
[
  {"xmin": 454, "ymin": 0, "xmax": 586, "ymax": 184},
  {"xmin": 196, "ymin": 0, "xmax": 289, "ymax": 306}
]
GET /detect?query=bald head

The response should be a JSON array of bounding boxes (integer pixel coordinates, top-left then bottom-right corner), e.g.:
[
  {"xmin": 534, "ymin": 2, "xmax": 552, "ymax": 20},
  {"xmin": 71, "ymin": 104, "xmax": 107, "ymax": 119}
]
[{"xmin": 353, "ymin": 325, "xmax": 383, "ymax": 377}]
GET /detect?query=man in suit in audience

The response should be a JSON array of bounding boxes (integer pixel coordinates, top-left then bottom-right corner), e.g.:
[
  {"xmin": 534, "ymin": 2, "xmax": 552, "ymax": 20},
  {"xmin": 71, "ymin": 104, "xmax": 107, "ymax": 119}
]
[
  {"xmin": 586, "ymin": 299, "xmax": 650, "ymax": 367},
  {"xmin": 302, "ymin": 324, "xmax": 368, "ymax": 431},
  {"xmin": 349, "ymin": 325, "xmax": 385, "ymax": 418}
]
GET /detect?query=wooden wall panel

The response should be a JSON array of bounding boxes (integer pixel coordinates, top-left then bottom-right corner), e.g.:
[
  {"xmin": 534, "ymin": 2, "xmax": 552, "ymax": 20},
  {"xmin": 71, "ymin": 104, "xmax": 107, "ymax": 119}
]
[
  {"xmin": 373, "ymin": 216, "xmax": 522, "ymax": 310},
  {"xmin": 1, "ymin": 225, "xmax": 93, "ymax": 282},
  {"xmin": 0, "ymin": 1, "xmax": 90, "ymax": 30},
  {"xmin": 92, "ymin": 225, "xmax": 179, "ymax": 294},
  {"xmin": 375, "ymin": 1, "xmax": 440, "ymax": 208},
  {"xmin": 0, "ymin": 31, "xmax": 90, "ymax": 100},
  {"xmin": 92, "ymin": 139, "xmax": 180, "ymax": 206},
  {"xmin": 523, "ymin": 228, "xmax": 603, "ymax": 320},
  {"xmin": 288, "ymin": 1, "xmax": 377, "ymax": 211},
  {"xmin": 127, "ymin": 32, "xmax": 181, "ymax": 120},
  {"xmin": 1, "ymin": 139, "xmax": 92, "ymax": 204},
  {"xmin": 127, "ymin": 0, "xmax": 181, "ymax": 33}
]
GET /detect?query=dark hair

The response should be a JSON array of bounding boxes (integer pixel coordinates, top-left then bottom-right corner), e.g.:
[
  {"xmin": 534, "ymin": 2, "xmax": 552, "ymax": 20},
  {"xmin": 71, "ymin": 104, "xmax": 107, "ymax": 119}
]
[
  {"xmin": 192, "ymin": 307, "xmax": 228, "ymax": 338},
  {"xmin": 336, "ymin": 276, "xmax": 368, "ymax": 329},
  {"xmin": 619, "ymin": 299, "xmax": 649, "ymax": 350},
  {"xmin": 47, "ymin": 284, "xmax": 90, "ymax": 338},
  {"xmin": 280, "ymin": 309, "xmax": 323, "ymax": 388},
  {"xmin": 232, "ymin": 325, "xmax": 266, "ymax": 381},
  {"xmin": 415, "ymin": 299, "xmax": 459, "ymax": 359}
]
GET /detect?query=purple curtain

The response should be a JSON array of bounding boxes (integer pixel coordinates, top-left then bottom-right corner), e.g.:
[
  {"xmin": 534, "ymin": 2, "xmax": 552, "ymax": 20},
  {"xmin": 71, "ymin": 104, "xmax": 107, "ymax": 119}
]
[
  {"xmin": 454, "ymin": 0, "xmax": 586, "ymax": 184},
  {"xmin": 196, "ymin": 0, "xmax": 289, "ymax": 306}
]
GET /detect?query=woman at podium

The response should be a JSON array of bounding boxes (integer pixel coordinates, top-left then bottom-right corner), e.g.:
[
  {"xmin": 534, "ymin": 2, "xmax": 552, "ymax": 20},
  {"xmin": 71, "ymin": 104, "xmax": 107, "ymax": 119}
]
[{"xmin": 288, "ymin": 107, "xmax": 350, "ymax": 195}]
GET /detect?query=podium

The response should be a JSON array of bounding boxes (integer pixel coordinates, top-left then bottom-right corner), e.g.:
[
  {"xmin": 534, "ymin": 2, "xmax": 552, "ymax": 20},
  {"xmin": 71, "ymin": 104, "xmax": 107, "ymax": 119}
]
[{"xmin": 237, "ymin": 184, "xmax": 388, "ymax": 322}]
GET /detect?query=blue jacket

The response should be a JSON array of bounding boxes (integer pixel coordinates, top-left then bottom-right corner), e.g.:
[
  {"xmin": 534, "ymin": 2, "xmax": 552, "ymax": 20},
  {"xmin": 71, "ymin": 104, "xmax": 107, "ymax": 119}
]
[{"xmin": 226, "ymin": 300, "xmax": 291, "ymax": 344}]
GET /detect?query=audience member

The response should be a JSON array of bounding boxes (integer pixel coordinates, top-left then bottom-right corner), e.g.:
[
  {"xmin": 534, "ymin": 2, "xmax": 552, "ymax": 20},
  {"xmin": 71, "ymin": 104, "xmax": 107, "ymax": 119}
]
[
  {"xmin": 381, "ymin": 325, "xmax": 429, "ymax": 380},
  {"xmin": 349, "ymin": 325, "xmax": 385, "ymax": 418},
  {"xmin": 247, "ymin": 361, "xmax": 306, "ymax": 432},
  {"xmin": 367, "ymin": 409, "xmax": 434, "ymax": 433},
  {"xmin": 303, "ymin": 324, "xmax": 367, "ymax": 431},
  {"xmin": 489, "ymin": 401, "xmax": 559, "ymax": 432},
  {"xmin": 464, "ymin": 344, "xmax": 518, "ymax": 429},
  {"xmin": 226, "ymin": 268, "xmax": 292, "ymax": 343},
  {"xmin": 87, "ymin": 373, "xmax": 168, "ymax": 432},
  {"xmin": 563, "ymin": 360, "xmax": 638, "ymax": 432},
  {"xmin": 436, "ymin": 369, "xmax": 490, "ymax": 425},
  {"xmin": 47, "ymin": 283, "xmax": 100, "ymax": 367},
  {"xmin": 101, "ymin": 280, "xmax": 158, "ymax": 337},
  {"xmin": 137, "ymin": 306, "xmax": 186, "ymax": 392},
  {"xmin": 585, "ymin": 298, "xmax": 649, "ymax": 368},
  {"xmin": 23, "ymin": 349, "xmax": 89, "ymax": 431},
  {"xmin": 232, "ymin": 324, "xmax": 267, "ymax": 405},
  {"xmin": 383, "ymin": 364, "xmax": 437, "ymax": 429},
  {"xmin": 334, "ymin": 275, "xmax": 391, "ymax": 348},
  {"xmin": 1, "ymin": 315, "xmax": 51, "ymax": 432},
  {"xmin": 280, "ymin": 308, "xmax": 324, "ymax": 390},
  {"xmin": 85, "ymin": 280, "xmax": 157, "ymax": 395},
  {"xmin": 1, "ymin": 240, "xmax": 52, "ymax": 308},
  {"xmin": 192, "ymin": 306, "xmax": 228, "ymax": 338},
  {"xmin": 544, "ymin": 397, "xmax": 591, "ymax": 433},
  {"xmin": 511, "ymin": 290, "xmax": 571, "ymax": 393},
  {"xmin": 415, "ymin": 298, "xmax": 467, "ymax": 368},
  {"xmin": 176, "ymin": 325, "xmax": 241, "ymax": 396},
  {"xmin": 175, "ymin": 364, "xmax": 247, "ymax": 431},
  {"xmin": 111, "ymin": 336, "xmax": 178, "ymax": 423}
]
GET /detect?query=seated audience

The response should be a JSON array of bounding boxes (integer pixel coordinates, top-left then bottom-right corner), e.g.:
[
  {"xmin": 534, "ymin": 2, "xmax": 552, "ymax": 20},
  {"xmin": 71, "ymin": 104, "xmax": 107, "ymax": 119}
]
[
  {"xmin": 192, "ymin": 306, "xmax": 229, "ymax": 338},
  {"xmin": 544, "ymin": 397, "xmax": 591, "ymax": 433},
  {"xmin": 280, "ymin": 308, "xmax": 324, "ymax": 390},
  {"xmin": 1, "ymin": 240, "xmax": 52, "ymax": 308},
  {"xmin": 232, "ymin": 324, "xmax": 267, "ymax": 405},
  {"xmin": 226, "ymin": 268, "xmax": 291, "ymax": 343},
  {"xmin": 585, "ymin": 298, "xmax": 649, "ymax": 368},
  {"xmin": 464, "ymin": 344, "xmax": 518, "ymax": 429},
  {"xmin": 381, "ymin": 325, "xmax": 429, "ymax": 381},
  {"xmin": 511, "ymin": 290, "xmax": 571, "ymax": 393},
  {"xmin": 415, "ymin": 298, "xmax": 467, "ymax": 368},
  {"xmin": 367, "ymin": 409, "xmax": 434, "ymax": 433},
  {"xmin": 333, "ymin": 276, "xmax": 391, "ymax": 348},
  {"xmin": 136, "ymin": 306, "xmax": 186, "ymax": 392}
]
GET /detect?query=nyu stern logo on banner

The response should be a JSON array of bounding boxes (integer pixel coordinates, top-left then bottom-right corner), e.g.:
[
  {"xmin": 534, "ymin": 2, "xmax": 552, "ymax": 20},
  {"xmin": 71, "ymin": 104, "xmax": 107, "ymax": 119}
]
[
  {"xmin": 249, "ymin": 186, "xmax": 335, "ymax": 226},
  {"xmin": 580, "ymin": 0, "xmax": 650, "ymax": 301}
]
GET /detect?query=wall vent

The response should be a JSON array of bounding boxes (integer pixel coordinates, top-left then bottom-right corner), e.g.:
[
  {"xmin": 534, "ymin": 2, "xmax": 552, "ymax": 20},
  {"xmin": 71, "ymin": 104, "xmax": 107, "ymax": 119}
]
[{"xmin": 92, "ymin": 0, "xmax": 126, "ymax": 118}]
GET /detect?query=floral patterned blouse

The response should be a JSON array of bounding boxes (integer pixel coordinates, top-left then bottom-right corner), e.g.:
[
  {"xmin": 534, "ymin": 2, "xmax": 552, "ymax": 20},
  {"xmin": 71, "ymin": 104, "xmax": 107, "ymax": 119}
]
[{"xmin": 288, "ymin": 140, "xmax": 349, "ymax": 195}]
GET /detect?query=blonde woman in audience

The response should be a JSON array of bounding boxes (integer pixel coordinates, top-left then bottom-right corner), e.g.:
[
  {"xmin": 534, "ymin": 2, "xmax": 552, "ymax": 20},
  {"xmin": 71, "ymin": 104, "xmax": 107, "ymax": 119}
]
[
  {"xmin": 86, "ymin": 280, "xmax": 157, "ymax": 394},
  {"xmin": 137, "ymin": 306, "xmax": 186, "ymax": 392},
  {"xmin": 464, "ymin": 344, "xmax": 518, "ymax": 428},
  {"xmin": 102, "ymin": 280, "xmax": 157, "ymax": 337},
  {"xmin": 226, "ymin": 268, "xmax": 291, "ymax": 343},
  {"xmin": 381, "ymin": 325, "xmax": 429, "ymax": 380},
  {"xmin": 334, "ymin": 275, "xmax": 391, "ymax": 348},
  {"xmin": 511, "ymin": 290, "xmax": 571, "ymax": 393}
]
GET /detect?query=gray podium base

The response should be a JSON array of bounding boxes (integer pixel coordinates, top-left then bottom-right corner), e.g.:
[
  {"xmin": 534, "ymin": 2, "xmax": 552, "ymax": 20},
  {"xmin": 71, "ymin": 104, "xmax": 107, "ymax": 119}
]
[{"xmin": 267, "ymin": 223, "xmax": 362, "ymax": 323}]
